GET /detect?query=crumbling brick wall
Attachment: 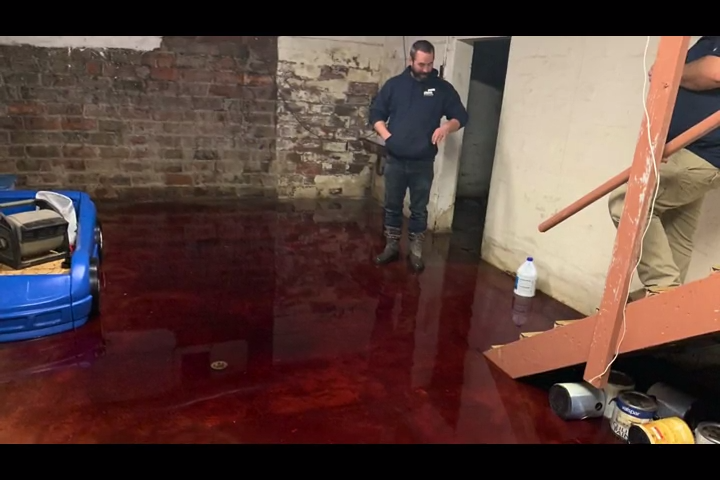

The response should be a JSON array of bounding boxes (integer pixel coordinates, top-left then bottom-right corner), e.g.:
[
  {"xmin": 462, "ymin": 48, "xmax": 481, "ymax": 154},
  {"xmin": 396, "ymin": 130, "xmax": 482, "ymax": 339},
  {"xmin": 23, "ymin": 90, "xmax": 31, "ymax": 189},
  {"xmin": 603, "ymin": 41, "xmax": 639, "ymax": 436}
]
[
  {"xmin": 0, "ymin": 36, "xmax": 278, "ymax": 199},
  {"xmin": 275, "ymin": 37, "xmax": 382, "ymax": 198}
]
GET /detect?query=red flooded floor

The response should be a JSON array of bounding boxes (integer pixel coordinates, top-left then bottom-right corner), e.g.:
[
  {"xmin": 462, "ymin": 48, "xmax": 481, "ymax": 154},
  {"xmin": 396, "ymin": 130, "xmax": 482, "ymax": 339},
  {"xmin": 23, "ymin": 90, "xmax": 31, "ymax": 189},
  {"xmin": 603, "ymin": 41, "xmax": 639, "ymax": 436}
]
[{"xmin": 0, "ymin": 199, "xmax": 620, "ymax": 444}]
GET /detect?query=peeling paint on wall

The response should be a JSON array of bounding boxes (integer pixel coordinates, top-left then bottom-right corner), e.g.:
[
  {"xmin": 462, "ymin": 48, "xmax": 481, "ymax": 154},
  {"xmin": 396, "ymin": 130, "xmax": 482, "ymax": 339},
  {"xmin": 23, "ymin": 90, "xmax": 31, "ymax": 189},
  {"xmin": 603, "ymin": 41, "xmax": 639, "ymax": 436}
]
[
  {"xmin": 0, "ymin": 36, "xmax": 162, "ymax": 51},
  {"xmin": 275, "ymin": 36, "xmax": 382, "ymax": 199}
]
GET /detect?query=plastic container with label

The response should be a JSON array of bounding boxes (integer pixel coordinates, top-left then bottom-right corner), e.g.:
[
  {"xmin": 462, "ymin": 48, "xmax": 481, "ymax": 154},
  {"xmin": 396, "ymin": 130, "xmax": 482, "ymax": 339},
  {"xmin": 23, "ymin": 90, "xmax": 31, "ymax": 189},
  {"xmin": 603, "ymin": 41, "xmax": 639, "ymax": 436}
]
[{"xmin": 514, "ymin": 257, "xmax": 537, "ymax": 298}]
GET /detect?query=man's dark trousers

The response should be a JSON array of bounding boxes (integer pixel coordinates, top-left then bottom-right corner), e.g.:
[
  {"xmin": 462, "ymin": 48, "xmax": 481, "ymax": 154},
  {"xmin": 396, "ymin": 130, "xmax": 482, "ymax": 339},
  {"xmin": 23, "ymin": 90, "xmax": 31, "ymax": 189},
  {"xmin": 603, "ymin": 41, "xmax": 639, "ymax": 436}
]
[
  {"xmin": 383, "ymin": 156, "xmax": 434, "ymax": 233},
  {"xmin": 375, "ymin": 156, "xmax": 434, "ymax": 271}
]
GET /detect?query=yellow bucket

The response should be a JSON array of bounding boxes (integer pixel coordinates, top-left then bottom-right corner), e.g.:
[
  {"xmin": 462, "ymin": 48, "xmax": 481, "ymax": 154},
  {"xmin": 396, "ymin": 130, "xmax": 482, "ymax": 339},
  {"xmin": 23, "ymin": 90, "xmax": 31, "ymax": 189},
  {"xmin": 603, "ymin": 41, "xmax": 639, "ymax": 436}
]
[{"xmin": 627, "ymin": 417, "xmax": 695, "ymax": 444}]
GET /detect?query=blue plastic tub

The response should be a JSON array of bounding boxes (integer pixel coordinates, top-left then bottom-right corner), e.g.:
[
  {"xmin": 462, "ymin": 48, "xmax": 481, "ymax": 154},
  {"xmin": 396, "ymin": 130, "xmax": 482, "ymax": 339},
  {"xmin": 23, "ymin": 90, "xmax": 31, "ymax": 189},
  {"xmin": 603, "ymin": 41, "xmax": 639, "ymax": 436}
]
[{"xmin": 0, "ymin": 175, "xmax": 17, "ymax": 191}]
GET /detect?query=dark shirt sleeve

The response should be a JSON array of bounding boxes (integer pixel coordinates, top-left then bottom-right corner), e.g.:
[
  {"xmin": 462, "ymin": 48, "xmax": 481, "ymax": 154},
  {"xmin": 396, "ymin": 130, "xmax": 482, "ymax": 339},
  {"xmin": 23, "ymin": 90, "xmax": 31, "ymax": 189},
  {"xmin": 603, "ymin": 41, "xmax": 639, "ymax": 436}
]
[
  {"xmin": 443, "ymin": 84, "xmax": 469, "ymax": 128},
  {"xmin": 710, "ymin": 37, "xmax": 720, "ymax": 57},
  {"xmin": 369, "ymin": 80, "xmax": 392, "ymax": 126}
]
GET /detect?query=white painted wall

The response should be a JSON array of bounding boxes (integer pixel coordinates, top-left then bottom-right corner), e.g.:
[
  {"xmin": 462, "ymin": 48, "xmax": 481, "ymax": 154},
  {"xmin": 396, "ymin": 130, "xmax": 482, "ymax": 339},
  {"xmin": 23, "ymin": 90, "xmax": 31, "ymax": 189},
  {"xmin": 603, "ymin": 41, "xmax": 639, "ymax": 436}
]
[
  {"xmin": 437, "ymin": 36, "xmax": 713, "ymax": 316},
  {"xmin": 0, "ymin": 36, "xmax": 161, "ymax": 50}
]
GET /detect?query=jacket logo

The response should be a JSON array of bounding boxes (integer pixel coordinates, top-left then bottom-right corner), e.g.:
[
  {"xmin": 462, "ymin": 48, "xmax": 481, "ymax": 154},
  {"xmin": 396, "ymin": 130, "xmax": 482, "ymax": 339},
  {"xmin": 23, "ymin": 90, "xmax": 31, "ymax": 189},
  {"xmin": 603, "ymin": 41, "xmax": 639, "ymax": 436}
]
[{"xmin": 423, "ymin": 88, "xmax": 435, "ymax": 97}]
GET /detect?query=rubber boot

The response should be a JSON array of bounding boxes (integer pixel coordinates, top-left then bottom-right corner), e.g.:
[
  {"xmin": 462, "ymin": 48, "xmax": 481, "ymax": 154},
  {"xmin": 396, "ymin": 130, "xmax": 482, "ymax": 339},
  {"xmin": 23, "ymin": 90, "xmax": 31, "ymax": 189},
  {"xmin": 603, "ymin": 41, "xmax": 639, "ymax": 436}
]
[
  {"xmin": 374, "ymin": 226, "xmax": 401, "ymax": 265},
  {"xmin": 407, "ymin": 232, "xmax": 425, "ymax": 272}
]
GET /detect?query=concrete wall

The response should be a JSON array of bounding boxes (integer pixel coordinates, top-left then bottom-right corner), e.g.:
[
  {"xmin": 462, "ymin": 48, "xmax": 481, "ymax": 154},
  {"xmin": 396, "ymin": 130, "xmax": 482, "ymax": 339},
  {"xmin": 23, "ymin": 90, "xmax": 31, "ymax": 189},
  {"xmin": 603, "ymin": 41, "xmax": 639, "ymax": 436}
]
[
  {"xmin": 456, "ymin": 39, "xmax": 509, "ymax": 199},
  {"xmin": 437, "ymin": 36, "xmax": 711, "ymax": 316},
  {"xmin": 456, "ymin": 80, "xmax": 503, "ymax": 199},
  {"xmin": 0, "ymin": 36, "xmax": 384, "ymax": 200}
]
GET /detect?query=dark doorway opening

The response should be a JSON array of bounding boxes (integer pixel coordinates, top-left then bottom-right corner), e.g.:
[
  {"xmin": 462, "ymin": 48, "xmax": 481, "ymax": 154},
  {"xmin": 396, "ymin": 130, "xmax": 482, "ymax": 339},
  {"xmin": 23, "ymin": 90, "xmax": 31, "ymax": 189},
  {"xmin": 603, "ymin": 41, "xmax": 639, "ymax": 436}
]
[{"xmin": 451, "ymin": 37, "xmax": 511, "ymax": 256}]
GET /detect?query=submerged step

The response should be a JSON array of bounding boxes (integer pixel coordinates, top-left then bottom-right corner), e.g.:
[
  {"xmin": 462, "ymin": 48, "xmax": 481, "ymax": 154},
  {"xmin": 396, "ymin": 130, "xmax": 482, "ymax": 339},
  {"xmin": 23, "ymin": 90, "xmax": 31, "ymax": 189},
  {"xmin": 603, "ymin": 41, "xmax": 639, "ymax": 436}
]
[
  {"xmin": 554, "ymin": 319, "xmax": 581, "ymax": 328},
  {"xmin": 520, "ymin": 331, "xmax": 544, "ymax": 339}
]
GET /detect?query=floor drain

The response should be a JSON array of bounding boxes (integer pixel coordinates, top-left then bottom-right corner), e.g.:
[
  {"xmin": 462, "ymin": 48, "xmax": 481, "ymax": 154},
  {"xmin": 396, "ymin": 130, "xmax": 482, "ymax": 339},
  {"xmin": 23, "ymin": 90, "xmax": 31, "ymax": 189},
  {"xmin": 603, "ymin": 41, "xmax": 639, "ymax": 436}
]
[{"xmin": 211, "ymin": 361, "xmax": 228, "ymax": 371}]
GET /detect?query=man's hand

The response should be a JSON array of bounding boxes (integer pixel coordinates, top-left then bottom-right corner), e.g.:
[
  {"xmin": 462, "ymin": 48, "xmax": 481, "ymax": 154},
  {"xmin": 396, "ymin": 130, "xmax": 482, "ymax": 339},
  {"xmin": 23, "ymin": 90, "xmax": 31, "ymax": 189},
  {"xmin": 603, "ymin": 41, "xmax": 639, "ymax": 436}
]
[
  {"xmin": 432, "ymin": 119, "xmax": 461, "ymax": 145},
  {"xmin": 373, "ymin": 120, "xmax": 392, "ymax": 142},
  {"xmin": 432, "ymin": 124, "xmax": 450, "ymax": 145}
]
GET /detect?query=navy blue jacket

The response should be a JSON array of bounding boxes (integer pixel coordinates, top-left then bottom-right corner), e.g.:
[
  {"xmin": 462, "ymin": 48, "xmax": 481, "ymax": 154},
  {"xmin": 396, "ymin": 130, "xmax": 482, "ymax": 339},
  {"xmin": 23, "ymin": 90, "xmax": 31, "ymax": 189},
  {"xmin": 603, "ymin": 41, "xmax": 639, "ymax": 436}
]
[
  {"xmin": 369, "ymin": 67, "xmax": 469, "ymax": 161},
  {"xmin": 667, "ymin": 36, "xmax": 720, "ymax": 168}
]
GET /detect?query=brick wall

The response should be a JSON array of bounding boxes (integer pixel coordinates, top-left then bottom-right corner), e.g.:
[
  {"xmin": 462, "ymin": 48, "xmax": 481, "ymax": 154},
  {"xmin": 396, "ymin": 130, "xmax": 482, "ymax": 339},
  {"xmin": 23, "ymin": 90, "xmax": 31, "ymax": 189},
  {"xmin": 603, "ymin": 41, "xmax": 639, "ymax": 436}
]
[
  {"xmin": 275, "ymin": 37, "xmax": 382, "ymax": 198},
  {"xmin": 0, "ymin": 36, "xmax": 278, "ymax": 199}
]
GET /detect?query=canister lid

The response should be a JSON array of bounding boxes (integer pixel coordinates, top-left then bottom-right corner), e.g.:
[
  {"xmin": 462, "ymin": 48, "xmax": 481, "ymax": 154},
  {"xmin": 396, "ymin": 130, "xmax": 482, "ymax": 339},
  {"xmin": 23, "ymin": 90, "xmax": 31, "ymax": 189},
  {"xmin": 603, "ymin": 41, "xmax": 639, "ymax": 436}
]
[
  {"xmin": 697, "ymin": 422, "xmax": 720, "ymax": 443},
  {"xmin": 618, "ymin": 391, "xmax": 657, "ymax": 411}
]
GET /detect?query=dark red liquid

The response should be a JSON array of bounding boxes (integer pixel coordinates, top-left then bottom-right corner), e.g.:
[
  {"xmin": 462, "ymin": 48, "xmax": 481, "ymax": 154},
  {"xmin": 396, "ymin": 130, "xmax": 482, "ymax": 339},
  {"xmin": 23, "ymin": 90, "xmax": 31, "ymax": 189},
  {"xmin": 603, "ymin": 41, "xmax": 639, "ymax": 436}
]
[{"xmin": 0, "ymin": 199, "xmax": 621, "ymax": 443}]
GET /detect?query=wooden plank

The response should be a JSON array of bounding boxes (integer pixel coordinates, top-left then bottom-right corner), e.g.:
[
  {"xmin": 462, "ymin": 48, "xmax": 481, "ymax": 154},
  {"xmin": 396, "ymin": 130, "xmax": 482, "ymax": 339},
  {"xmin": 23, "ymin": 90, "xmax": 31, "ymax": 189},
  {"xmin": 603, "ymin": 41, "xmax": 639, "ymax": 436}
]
[
  {"xmin": 584, "ymin": 36, "xmax": 691, "ymax": 388},
  {"xmin": 0, "ymin": 258, "xmax": 69, "ymax": 276},
  {"xmin": 554, "ymin": 320, "xmax": 581, "ymax": 328},
  {"xmin": 519, "ymin": 331, "xmax": 544, "ymax": 339},
  {"xmin": 484, "ymin": 271, "xmax": 720, "ymax": 379}
]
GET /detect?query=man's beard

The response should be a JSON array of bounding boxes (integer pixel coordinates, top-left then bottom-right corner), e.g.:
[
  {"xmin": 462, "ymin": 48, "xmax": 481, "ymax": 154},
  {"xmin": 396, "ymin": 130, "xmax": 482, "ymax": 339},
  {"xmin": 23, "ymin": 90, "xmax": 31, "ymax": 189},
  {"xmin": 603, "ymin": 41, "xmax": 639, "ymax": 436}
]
[{"xmin": 411, "ymin": 68, "xmax": 428, "ymax": 80}]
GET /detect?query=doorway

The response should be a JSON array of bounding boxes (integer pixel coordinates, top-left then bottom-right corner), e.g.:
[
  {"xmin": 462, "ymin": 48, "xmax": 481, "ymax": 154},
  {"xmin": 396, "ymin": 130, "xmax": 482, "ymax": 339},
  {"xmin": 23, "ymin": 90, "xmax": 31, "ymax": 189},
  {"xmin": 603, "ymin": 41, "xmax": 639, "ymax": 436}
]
[{"xmin": 451, "ymin": 37, "xmax": 511, "ymax": 253}]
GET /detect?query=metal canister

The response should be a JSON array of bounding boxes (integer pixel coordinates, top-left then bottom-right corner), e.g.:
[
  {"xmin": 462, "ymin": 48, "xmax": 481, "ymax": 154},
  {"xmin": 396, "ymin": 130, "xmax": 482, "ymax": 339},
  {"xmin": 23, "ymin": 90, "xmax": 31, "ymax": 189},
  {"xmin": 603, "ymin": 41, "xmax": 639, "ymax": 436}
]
[
  {"xmin": 610, "ymin": 391, "xmax": 658, "ymax": 441},
  {"xmin": 549, "ymin": 382, "xmax": 606, "ymax": 420},
  {"xmin": 602, "ymin": 370, "xmax": 635, "ymax": 420},
  {"xmin": 627, "ymin": 417, "xmax": 694, "ymax": 444},
  {"xmin": 695, "ymin": 422, "xmax": 720, "ymax": 444},
  {"xmin": 646, "ymin": 382, "xmax": 697, "ymax": 419}
]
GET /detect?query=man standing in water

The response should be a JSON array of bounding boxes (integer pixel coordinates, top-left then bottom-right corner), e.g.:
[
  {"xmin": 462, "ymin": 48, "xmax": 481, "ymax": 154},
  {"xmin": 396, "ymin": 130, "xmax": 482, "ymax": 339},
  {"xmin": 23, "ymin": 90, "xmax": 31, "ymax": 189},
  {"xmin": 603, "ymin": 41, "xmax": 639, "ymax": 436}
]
[{"xmin": 369, "ymin": 39, "xmax": 469, "ymax": 272}]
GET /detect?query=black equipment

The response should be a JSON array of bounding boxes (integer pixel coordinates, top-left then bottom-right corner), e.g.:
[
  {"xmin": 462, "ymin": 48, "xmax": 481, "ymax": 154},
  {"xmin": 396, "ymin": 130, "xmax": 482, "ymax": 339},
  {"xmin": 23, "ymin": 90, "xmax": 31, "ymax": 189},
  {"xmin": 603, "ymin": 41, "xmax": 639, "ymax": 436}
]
[{"xmin": 0, "ymin": 198, "xmax": 70, "ymax": 270}]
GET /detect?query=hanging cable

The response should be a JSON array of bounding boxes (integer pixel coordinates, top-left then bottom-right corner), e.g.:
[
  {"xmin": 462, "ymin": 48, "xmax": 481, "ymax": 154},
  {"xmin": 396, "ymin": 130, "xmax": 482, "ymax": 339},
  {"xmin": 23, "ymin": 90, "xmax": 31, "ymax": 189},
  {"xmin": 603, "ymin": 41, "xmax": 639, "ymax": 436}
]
[
  {"xmin": 588, "ymin": 35, "xmax": 662, "ymax": 385},
  {"xmin": 439, "ymin": 36, "xmax": 450, "ymax": 78}
]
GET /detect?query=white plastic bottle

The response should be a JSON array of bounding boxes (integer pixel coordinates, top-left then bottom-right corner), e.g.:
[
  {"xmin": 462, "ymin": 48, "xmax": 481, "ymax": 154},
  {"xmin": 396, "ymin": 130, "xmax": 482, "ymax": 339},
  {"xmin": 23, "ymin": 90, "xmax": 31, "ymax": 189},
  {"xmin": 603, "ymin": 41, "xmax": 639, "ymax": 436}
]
[{"xmin": 514, "ymin": 256, "xmax": 537, "ymax": 298}]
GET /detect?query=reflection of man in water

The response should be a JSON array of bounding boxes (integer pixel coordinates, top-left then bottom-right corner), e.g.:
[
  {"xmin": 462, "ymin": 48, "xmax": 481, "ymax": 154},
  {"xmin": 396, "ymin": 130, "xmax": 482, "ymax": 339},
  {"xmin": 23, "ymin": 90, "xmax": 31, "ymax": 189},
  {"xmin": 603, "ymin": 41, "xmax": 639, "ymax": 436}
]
[
  {"xmin": 366, "ymin": 268, "xmax": 421, "ymax": 418},
  {"xmin": 369, "ymin": 39, "xmax": 468, "ymax": 272}
]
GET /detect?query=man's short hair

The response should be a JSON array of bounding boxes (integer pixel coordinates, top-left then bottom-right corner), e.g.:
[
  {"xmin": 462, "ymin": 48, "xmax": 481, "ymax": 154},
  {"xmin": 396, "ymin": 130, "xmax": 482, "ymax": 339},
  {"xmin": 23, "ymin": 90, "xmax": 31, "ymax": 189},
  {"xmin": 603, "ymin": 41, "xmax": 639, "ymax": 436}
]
[{"xmin": 410, "ymin": 40, "xmax": 435, "ymax": 60}]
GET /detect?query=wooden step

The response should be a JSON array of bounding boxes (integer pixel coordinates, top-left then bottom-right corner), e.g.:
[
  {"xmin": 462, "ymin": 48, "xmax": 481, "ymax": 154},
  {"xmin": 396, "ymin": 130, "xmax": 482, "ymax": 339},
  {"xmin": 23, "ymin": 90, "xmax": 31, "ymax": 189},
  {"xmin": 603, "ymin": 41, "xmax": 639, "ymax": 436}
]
[
  {"xmin": 484, "ymin": 273, "xmax": 720, "ymax": 381},
  {"xmin": 519, "ymin": 331, "xmax": 544, "ymax": 339},
  {"xmin": 554, "ymin": 319, "xmax": 581, "ymax": 328}
]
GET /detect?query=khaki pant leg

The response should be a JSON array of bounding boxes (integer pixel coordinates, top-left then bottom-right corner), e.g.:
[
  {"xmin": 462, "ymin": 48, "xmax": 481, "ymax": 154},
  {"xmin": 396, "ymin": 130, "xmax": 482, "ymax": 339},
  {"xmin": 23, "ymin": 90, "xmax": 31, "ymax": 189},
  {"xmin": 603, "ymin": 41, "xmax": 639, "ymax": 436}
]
[{"xmin": 607, "ymin": 148, "xmax": 720, "ymax": 289}]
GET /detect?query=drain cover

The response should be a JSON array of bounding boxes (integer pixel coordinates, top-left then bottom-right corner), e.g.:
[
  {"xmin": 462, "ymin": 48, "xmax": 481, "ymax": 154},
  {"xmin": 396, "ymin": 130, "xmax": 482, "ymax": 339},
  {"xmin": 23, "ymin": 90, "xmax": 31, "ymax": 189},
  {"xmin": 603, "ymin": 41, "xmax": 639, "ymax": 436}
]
[{"xmin": 211, "ymin": 361, "xmax": 228, "ymax": 371}]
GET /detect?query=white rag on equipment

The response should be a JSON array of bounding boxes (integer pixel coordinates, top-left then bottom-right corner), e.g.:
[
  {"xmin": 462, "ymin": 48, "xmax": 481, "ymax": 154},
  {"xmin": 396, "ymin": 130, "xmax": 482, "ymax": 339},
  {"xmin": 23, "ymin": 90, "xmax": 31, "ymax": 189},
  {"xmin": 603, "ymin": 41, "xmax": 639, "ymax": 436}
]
[{"xmin": 35, "ymin": 191, "xmax": 78, "ymax": 246}]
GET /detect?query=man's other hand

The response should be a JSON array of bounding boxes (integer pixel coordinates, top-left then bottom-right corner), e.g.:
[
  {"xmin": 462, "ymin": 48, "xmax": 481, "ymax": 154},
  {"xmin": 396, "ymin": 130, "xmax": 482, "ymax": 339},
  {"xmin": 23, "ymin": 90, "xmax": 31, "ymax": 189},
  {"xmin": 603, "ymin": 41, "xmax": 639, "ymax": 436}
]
[{"xmin": 432, "ymin": 125, "xmax": 450, "ymax": 145}]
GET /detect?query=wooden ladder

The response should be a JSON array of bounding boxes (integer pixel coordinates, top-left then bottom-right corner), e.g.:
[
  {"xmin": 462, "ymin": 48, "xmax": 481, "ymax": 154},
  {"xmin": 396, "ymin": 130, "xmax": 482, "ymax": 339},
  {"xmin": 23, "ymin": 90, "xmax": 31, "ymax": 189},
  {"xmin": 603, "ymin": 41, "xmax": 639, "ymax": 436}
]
[{"xmin": 484, "ymin": 36, "xmax": 720, "ymax": 389}]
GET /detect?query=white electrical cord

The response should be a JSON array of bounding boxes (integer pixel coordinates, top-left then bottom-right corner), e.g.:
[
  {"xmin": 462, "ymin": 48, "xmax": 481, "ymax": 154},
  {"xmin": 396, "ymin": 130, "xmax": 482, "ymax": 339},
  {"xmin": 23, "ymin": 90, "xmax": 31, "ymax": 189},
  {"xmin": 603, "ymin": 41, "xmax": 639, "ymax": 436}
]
[
  {"xmin": 442, "ymin": 36, "xmax": 450, "ymax": 67},
  {"xmin": 588, "ymin": 35, "xmax": 662, "ymax": 385}
]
